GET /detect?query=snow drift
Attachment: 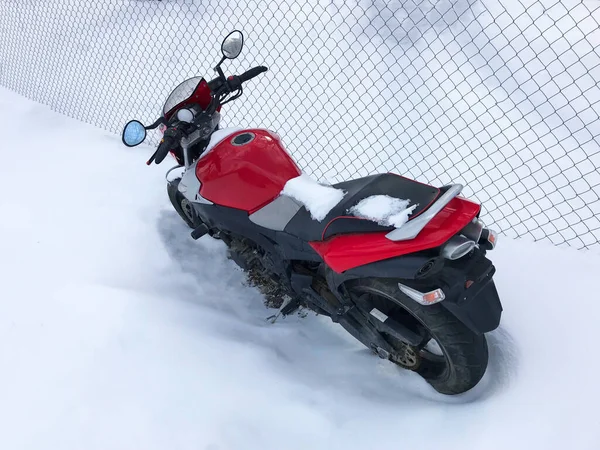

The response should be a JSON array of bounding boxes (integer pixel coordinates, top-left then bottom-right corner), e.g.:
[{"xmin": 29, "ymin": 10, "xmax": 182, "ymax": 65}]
[{"xmin": 0, "ymin": 87, "xmax": 599, "ymax": 450}]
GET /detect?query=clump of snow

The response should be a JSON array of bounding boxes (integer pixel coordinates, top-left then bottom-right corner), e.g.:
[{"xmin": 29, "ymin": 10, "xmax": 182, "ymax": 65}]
[
  {"xmin": 349, "ymin": 195, "xmax": 417, "ymax": 228},
  {"xmin": 281, "ymin": 173, "xmax": 345, "ymax": 221},
  {"xmin": 204, "ymin": 126, "xmax": 243, "ymax": 155}
]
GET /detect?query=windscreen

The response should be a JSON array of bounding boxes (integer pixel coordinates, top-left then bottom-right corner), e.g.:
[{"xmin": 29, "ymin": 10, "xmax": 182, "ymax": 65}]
[{"xmin": 163, "ymin": 77, "xmax": 203, "ymax": 116}]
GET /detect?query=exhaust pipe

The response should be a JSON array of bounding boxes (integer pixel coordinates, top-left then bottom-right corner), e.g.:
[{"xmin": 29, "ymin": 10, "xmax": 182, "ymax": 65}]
[
  {"xmin": 441, "ymin": 235, "xmax": 476, "ymax": 260},
  {"xmin": 461, "ymin": 218, "xmax": 484, "ymax": 242}
]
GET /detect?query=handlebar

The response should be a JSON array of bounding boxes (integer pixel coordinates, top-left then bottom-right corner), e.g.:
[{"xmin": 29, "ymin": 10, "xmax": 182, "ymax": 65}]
[
  {"xmin": 154, "ymin": 135, "xmax": 176, "ymax": 164},
  {"xmin": 223, "ymin": 66, "xmax": 268, "ymax": 94},
  {"xmin": 239, "ymin": 66, "xmax": 268, "ymax": 83},
  {"xmin": 150, "ymin": 65, "xmax": 268, "ymax": 165},
  {"xmin": 150, "ymin": 126, "xmax": 181, "ymax": 165}
]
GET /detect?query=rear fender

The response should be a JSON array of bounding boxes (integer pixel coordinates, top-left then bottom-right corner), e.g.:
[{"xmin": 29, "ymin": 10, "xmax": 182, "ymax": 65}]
[
  {"xmin": 324, "ymin": 253, "xmax": 444, "ymax": 292},
  {"xmin": 325, "ymin": 249, "xmax": 502, "ymax": 335}
]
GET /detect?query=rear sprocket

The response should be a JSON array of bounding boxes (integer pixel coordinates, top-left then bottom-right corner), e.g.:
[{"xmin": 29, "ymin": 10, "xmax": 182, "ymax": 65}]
[{"xmin": 383, "ymin": 333, "xmax": 422, "ymax": 369}]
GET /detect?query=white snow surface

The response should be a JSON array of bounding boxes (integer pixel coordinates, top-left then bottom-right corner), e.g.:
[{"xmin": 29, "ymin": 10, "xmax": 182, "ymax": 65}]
[
  {"xmin": 349, "ymin": 195, "xmax": 417, "ymax": 228},
  {"xmin": 1, "ymin": 87, "xmax": 600, "ymax": 450},
  {"xmin": 281, "ymin": 173, "xmax": 345, "ymax": 221}
]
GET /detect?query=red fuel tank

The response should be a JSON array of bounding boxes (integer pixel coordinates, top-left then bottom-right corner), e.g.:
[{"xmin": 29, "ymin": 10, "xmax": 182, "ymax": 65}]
[{"xmin": 195, "ymin": 129, "xmax": 302, "ymax": 212}]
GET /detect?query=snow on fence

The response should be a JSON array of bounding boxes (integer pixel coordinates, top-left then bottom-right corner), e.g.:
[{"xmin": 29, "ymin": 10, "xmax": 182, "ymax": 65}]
[{"xmin": 1, "ymin": 0, "xmax": 599, "ymax": 251}]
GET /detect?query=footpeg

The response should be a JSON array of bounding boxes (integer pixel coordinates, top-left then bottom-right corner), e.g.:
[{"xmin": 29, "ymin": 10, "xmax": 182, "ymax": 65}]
[
  {"xmin": 266, "ymin": 295, "xmax": 299, "ymax": 323},
  {"xmin": 371, "ymin": 345, "xmax": 391, "ymax": 359},
  {"xmin": 191, "ymin": 223, "xmax": 209, "ymax": 240},
  {"xmin": 281, "ymin": 297, "xmax": 300, "ymax": 316}
]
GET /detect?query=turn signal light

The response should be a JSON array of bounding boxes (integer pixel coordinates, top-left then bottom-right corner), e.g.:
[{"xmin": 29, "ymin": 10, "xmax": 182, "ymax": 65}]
[
  {"xmin": 487, "ymin": 229, "xmax": 497, "ymax": 248},
  {"xmin": 479, "ymin": 229, "xmax": 498, "ymax": 250},
  {"xmin": 398, "ymin": 283, "xmax": 446, "ymax": 306},
  {"xmin": 423, "ymin": 289, "xmax": 445, "ymax": 304}
]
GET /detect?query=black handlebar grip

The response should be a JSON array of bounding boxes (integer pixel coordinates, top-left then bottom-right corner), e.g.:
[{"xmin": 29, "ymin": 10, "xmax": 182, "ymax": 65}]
[
  {"xmin": 239, "ymin": 66, "xmax": 268, "ymax": 83},
  {"xmin": 154, "ymin": 136, "xmax": 175, "ymax": 164}
]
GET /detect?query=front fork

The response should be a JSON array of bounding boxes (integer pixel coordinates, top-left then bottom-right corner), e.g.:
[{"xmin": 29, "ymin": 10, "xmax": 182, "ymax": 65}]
[{"xmin": 166, "ymin": 177, "xmax": 199, "ymax": 229}]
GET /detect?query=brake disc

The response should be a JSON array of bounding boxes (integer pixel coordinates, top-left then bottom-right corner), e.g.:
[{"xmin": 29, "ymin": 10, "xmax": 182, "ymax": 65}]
[{"xmin": 180, "ymin": 198, "xmax": 196, "ymax": 223}]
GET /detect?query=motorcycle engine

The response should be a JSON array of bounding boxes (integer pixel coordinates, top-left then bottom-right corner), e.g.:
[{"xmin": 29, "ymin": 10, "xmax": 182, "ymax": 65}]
[{"xmin": 226, "ymin": 236, "xmax": 291, "ymax": 309}]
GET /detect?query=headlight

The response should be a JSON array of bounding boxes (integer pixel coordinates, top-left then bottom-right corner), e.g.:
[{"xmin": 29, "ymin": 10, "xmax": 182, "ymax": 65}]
[{"xmin": 177, "ymin": 108, "xmax": 195, "ymax": 123}]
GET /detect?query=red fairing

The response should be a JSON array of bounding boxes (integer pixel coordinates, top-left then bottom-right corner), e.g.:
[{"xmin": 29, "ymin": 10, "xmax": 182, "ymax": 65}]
[
  {"xmin": 309, "ymin": 197, "xmax": 481, "ymax": 273},
  {"xmin": 195, "ymin": 129, "xmax": 301, "ymax": 212},
  {"xmin": 164, "ymin": 78, "xmax": 217, "ymax": 121}
]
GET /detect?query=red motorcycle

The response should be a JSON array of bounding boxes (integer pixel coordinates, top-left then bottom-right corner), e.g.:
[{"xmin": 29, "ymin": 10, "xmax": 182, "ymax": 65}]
[{"xmin": 122, "ymin": 31, "xmax": 502, "ymax": 395}]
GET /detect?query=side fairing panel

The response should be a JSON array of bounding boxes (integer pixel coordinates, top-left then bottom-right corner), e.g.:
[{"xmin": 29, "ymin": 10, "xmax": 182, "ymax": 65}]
[
  {"xmin": 309, "ymin": 197, "xmax": 481, "ymax": 273},
  {"xmin": 195, "ymin": 129, "xmax": 301, "ymax": 212}
]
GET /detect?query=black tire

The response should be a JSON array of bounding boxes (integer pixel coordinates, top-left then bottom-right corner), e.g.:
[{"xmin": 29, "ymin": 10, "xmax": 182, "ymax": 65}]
[
  {"xmin": 347, "ymin": 278, "xmax": 488, "ymax": 395},
  {"xmin": 166, "ymin": 178, "xmax": 200, "ymax": 229}
]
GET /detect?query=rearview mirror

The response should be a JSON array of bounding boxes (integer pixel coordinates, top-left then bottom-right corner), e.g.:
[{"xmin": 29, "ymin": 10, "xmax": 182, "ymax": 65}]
[
  {"xmin": 122, "ymin": 120, "xmax": 147, "ymax": 147},
  {"xmin": 221, "ymin": 30, "xmax": 244, "ymax": 59}
]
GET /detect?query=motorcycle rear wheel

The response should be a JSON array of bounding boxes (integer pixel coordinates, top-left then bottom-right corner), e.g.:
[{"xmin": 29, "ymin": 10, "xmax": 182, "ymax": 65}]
[{"xmin": 348, "ymin": 279, "xmax": 488, "ymax": 395}]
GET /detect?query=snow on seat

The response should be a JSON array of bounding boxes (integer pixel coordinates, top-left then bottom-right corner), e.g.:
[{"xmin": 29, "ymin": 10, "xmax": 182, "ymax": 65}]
[
  {"xmin": 280, "ymin": 173, "xmax": 346, "ymax": 221},
  {"xmin": 281, "ymin": 173, "xmax": 441, "ymax": 241},
  {"xmin": 348, "ymin": 195, "xmax": 417, "ymax": 229}
]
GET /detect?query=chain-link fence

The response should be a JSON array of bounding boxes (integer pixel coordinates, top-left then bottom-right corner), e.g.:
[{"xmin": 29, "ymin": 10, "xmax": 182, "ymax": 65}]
[{"xmin": 1, "ymin": 0, "xmax": 599, "ymax": 250}]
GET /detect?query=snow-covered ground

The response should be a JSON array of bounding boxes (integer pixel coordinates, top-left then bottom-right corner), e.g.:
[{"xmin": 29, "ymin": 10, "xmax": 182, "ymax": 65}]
[
  {"xmin": 1, "ymin": 86, "xmax": 599, "ymax": 449},
  {"xmin": 1, "ymin": 0, "xmax": 599, "ymax": 250}
]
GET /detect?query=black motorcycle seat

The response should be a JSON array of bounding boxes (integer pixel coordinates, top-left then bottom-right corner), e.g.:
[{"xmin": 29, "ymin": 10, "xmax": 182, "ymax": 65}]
[{"xmin": 283, "ymin": 173, "xmax": 441, "ymax": 241}]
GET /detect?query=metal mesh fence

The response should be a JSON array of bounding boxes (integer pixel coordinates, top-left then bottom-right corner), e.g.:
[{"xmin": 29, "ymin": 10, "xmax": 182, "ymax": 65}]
[{"xmin": 1, "ymin": 0, "xmax": 600, "ymax": 250}]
